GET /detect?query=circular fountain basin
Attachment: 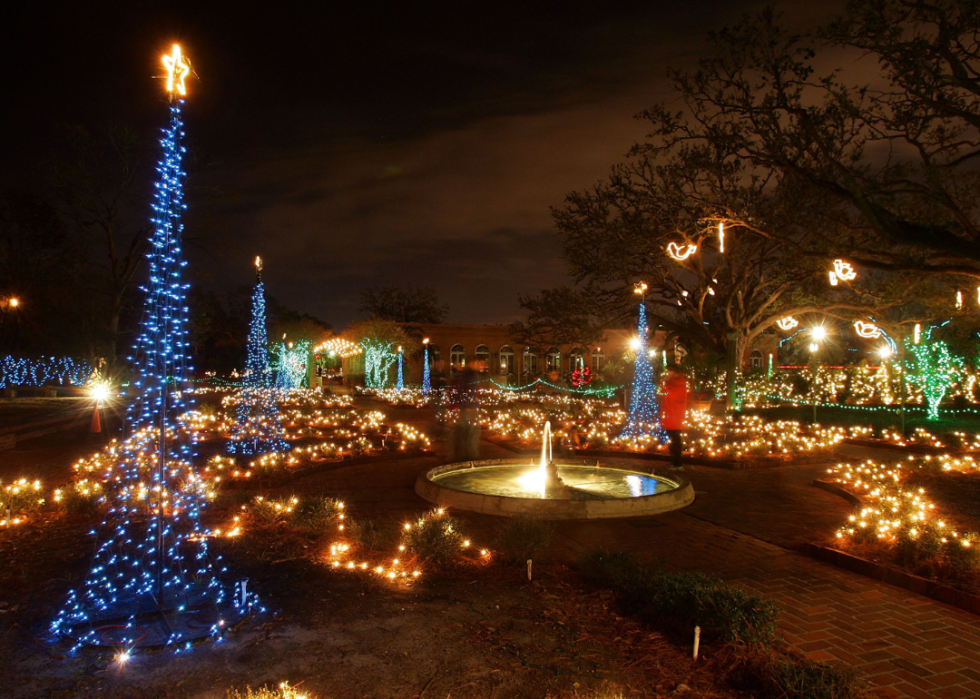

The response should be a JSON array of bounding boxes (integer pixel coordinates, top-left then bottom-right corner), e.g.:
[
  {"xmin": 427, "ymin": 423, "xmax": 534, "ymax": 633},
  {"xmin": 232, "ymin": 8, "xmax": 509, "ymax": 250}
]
[{"xmin": 415, "ymin": 458, "xmax": 694, "ymax": 519}]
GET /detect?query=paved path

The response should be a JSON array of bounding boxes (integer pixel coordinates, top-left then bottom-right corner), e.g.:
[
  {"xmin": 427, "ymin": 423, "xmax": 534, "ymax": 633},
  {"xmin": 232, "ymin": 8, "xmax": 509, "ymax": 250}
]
[{"xmin": 554, "ymin": 512, "xmax": 980, "ymax": 699}]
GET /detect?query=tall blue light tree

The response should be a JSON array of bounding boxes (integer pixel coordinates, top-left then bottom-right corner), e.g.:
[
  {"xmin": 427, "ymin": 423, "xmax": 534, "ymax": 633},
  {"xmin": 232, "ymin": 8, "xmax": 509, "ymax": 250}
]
[
  {"xmin": 623, "ymin": 294, "xmax": 660, "ymax": 437},
  {"xmin": 396, "ymin": 348, "xmax": 405, "ymax": 390},
  {"xmin": 52, "ymin": 46, "xmax": 255, "ymax": 651},
  {"xmin": 227, "ymin": 257, "xmax": 288, "ymax": 454},
  {"xmin": 422, "ymin": 340, "xmax": 431, "ymax": 394}
]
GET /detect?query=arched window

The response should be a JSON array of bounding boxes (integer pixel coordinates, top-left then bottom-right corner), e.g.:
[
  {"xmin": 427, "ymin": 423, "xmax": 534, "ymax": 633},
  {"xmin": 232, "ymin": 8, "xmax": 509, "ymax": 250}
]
[
  {"xmin": 450, "ymin": 344, "xmax": 465, "ymax": 367},
  {"xmin": 569, "ymin": 347, "xmax": 584, "ymax": 370},
  {"xmin": 475, "ymin": 344, "xmax": 491, "ymax": 372},
  {"xmin": 750, "ymin": 349, "xmax": 763, "ymax": 369},
  {"xmin": 499, "ymin": 345, "xmax": 515, "ymax": 375},
  {"xmin": 591, "ymin": 347, "xmax": 605, "ymax": 372},
  {"xmin": 523, "ymin": 348, "xmax": 539, "ymax": 375},
  {"xmin": 546, "ymin": 347, "xmax": 561, "ymax": 372}
]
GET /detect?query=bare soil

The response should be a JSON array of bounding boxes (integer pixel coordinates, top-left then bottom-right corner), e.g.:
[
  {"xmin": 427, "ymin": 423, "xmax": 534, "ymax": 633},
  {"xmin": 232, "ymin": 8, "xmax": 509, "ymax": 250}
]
[{"xmin": 0, "ymin": 509, "xmax": 745, "ymax": 699}]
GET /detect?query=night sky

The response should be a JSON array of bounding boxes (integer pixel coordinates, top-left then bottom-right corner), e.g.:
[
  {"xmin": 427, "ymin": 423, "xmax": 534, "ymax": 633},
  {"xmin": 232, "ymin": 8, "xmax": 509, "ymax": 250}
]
[{"xmin": 3, "ymin": 1, "xmax": 842, "ymax": 329}]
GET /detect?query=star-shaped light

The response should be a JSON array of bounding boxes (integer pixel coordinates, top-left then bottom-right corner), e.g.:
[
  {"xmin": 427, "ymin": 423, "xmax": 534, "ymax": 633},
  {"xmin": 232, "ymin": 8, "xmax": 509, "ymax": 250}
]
[{"xmin": 163, "ymin": 44, "xmax": 191, "ymax": 96}]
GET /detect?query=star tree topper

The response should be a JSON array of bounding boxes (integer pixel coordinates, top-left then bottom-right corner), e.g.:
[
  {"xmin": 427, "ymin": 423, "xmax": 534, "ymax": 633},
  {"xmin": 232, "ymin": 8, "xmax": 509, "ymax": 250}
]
[{"xmin": 163, "ymin": 44, "xmax": 191, "ymax": 97}]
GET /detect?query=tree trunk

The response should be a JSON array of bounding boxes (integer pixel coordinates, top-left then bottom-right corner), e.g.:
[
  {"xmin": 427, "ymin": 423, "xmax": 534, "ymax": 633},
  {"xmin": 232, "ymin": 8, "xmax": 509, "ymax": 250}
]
[{"xmin": 725, "ymin": 331, "xmax": 745, "ymax": 410}]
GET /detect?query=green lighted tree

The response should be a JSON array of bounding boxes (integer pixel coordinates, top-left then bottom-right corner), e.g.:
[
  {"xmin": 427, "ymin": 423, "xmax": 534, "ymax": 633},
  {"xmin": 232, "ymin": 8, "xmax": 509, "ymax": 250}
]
[
  {"xmin": 906, "ymin": 339, "xmax": 964, "ymax": 420},
  {"xmin": 345, "ymin": 318, "xmax": 418, "ymax": 389}
]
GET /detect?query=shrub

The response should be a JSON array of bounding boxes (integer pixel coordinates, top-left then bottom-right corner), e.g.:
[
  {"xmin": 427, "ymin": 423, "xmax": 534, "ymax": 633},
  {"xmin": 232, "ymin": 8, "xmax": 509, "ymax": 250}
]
[
  {"xmin": 495, "ymin": 516, "xmax": 554, "ymax": 564},
  {"xmin": 0, "ymin": 478, "xmax": 45, "ymax": 518},
  {"xmin": 250, "ymin": 496, "xmax": 298, "ymax": 523},
  {"xmin": 227, "ymin": 683, "xmax": 313, "ymax": 699},
  {"xmin": 403, "ymin": 509, "xmax": 466, "ymax": 566},
  {"xmin": 580, "ymin": 550, "xmax": 778, "ymax": 645},
  {"xmin": 729, "ymin": 646, "xmax": 870, "ymax": 699},
  {"xmin": 350, "ymin": 518, "xmax": 400, "ymax": 551},
  {"xmin": 54, "ymin": 480, "xmax": 102, "ymax": 516},
  {"xmin": 291, "ymin": 496, "xmax": 345, "ymax": 535}
]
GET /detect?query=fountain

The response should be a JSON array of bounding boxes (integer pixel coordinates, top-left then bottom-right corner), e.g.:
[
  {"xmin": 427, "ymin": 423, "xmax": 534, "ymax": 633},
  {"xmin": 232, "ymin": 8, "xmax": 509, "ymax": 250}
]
[{"xmin": 416, "ymin": 421, "xmax": 694, "ymax": 519}]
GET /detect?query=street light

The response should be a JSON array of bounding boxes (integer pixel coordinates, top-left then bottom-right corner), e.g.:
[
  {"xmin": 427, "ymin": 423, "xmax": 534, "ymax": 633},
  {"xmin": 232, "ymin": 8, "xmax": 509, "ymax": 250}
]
[{"xmin": 808, "ymin": 332, "xmax": 824, "ymax": 423}]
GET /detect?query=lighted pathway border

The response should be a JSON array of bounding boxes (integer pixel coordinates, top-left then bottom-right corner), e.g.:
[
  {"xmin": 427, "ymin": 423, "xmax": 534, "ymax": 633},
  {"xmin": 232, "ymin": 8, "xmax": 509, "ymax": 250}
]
[{"xmin": 554, "ymin": 510, "xmax": 980, "ymax": 699}]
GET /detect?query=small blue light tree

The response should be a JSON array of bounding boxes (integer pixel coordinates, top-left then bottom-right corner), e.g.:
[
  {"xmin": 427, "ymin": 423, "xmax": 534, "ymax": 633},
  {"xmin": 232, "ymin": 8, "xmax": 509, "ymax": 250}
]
[
  {"xmin": 622, "ymin": 301, "xmax": 660, "ymax": 437},
  {"xmin": 228, "ymin": 258, "xmax": 288, "ymax": 454},
  {"xmin": 422, "ymin": 342, "xmax": 431, "ymax": 394}
]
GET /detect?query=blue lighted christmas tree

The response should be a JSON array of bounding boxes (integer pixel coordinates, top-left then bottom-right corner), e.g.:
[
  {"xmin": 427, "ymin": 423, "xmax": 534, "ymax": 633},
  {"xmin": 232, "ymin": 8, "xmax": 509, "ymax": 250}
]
[
  {"xmin": 52, "ymin": 46, "xmax": 256, "ymax": 651},
  {"xmin": 396, "ymin": 349, "xmax": 405, "ymax": 390},
  {"xmin": 227, "ymin": 258, "xmax": 288, "ymax": 454},
  {"xmin": 422, "ymin": 342, "xmax": 431, "ymax": 394},
  {"xmin": 622, "ymin": 301, "xmax": 660, "ymax": 437}
]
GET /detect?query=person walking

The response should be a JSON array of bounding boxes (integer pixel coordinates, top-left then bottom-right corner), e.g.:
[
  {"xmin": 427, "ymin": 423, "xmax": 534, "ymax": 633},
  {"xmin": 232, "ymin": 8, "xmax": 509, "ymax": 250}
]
[{"xmin": 660, "ymin": 362, "xmax": 689, "ymax": 471}]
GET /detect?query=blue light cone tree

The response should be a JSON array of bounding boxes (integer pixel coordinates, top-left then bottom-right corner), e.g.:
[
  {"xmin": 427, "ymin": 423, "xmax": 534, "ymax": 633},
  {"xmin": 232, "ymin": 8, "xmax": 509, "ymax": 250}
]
[
  {"xmin": 396, "ymin": 351, "xmax": 405, "ymax": 390},
  {"xmin": 622, "ymin": 302, "xmax": 660, "ymax": 437},
  {"xmin": 228, "ymin": 261, "xmax": 288, "ymax": 454},
  {"xmin": 52, "ymin": 57, "xmax": 256, "ymax": 650},
  {"xmin": 422, "ymin": 345, "xmax": 431, "ymax": 394}
]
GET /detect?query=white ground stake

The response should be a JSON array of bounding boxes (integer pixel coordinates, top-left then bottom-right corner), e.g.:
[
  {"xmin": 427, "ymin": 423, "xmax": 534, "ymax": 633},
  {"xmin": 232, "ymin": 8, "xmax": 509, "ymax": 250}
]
[
  {"xmin": 693, "ymin": 626, "xmax": 701, "ymax": 660},
  {"xmin": 527, "ymin": 559, "xmax": 532, "ymax": 581}
]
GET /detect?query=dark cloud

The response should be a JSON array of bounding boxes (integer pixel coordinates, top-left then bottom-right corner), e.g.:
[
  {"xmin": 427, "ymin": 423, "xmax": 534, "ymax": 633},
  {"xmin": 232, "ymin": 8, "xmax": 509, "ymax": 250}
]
[{"xmin": 5, "ymin": 0, "xmax": 847, "ymax": 330}]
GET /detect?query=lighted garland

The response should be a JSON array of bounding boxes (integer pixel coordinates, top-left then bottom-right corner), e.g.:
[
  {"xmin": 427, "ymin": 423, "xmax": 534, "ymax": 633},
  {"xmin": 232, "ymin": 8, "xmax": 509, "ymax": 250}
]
[{"xmin": 0, "ymin": 356, "xmax": 92, "ymax": 388}]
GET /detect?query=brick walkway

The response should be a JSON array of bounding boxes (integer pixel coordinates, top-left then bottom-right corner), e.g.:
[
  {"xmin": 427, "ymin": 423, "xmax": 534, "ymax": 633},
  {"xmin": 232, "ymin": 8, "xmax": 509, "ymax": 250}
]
[{"xmin": 553, "ymin": 508, "xmax": 980, "ymax": 699}]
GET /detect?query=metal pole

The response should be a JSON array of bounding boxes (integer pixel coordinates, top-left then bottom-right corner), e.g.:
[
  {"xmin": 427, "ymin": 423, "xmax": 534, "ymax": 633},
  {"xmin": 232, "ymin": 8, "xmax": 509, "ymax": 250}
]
[{"xmin": 899, "ymin": 339, "xmax": 906, "ymax": 435}]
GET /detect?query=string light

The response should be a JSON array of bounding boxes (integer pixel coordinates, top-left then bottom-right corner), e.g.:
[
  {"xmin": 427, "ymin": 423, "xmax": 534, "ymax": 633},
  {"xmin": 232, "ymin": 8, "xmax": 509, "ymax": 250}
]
[
  {"xmin": 312, "ymin": 338, "xmax": 362, "ymax": 359},
  {"xmin": 906, "ymin": 338, "xmax": 963, "ymax": 420},
  {"xmin": 718, "ymin": 221, "xmax": 725, "ymax": 253},
  {"xmin": 833, "ymin": 259, "xmax": 856, "ymax": 281},
  {"xmin": 775, "ymin": 317, "xmax": 798, "ymax": 331},
  {"xmin": 0, "ymin": 356, "xmax": 91, "ymax": 388},
  {"xmin": 666, "ymin": 242, "xmax": 697, "ymax": 261},
  {"xmin": 53, "ymin": 66, "xmax": 258, "ymax": 651},
  {"xmin": 956, "ymin": 290, "xmax": 964, "ymax": 310},
  {"xmin": 854, "ymin": 321, "xmax": 881, "ymax": 339},
  {"xmin": 228, "ymin": 260, "xmax": 288, "ymax": 455},
  {"xmin": 622, "ymin": 302, "xmax": 660, "ymax": 438},
  {"xmin": 162, "ymin": 44, "xmax": 191, "ymax": 96}
]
